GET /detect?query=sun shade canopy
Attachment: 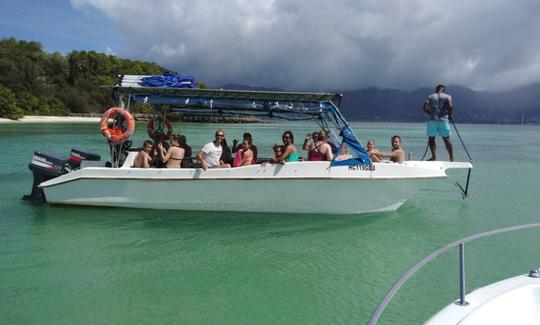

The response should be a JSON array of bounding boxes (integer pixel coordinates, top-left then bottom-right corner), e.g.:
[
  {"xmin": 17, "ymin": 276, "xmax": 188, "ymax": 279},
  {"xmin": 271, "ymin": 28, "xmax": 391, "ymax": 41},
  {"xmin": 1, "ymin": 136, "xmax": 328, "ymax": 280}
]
[{"xmin": 105, "ymin": 74, "xmax": 371, "ymax": 165}]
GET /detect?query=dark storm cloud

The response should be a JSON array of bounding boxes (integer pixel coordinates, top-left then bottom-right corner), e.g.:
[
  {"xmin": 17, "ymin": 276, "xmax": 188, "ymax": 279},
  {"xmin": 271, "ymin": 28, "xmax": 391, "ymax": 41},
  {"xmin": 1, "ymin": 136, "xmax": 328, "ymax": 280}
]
[{"xmin": 72, "ymin": 0, "xmax": 540, "ymax": 90}]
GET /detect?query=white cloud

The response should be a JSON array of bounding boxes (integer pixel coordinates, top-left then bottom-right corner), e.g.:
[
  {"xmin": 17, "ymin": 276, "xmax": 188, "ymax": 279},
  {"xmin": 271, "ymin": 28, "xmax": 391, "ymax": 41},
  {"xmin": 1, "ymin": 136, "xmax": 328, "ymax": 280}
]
[
  {"xmin": 71, "ymin": 0, "xmax": 540, "ymax": 91},
  {"xmin": 105, "ymin": 46, "xmax": 115, "ymax": 56},
  {"xmin": 150, "ymin": 43, "xmax": 186, "ymax": 58}
]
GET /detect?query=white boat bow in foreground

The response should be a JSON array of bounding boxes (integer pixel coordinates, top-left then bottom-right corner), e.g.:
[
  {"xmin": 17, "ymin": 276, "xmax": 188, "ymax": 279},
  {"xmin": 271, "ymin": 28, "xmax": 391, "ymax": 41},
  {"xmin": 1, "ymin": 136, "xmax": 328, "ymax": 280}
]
[
  {"xmin": 368, "ymin": 223, "xmax": 540, "ymax": 324},
  {"xmin": 426, "ymin": 273, "xmax": 540, "ymax": 325}
]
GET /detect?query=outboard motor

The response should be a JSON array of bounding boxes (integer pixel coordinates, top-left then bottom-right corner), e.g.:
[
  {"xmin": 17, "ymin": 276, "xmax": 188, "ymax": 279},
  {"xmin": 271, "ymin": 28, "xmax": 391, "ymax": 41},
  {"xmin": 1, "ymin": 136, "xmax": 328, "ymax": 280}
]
[
  {"xmin": 68, "ymin": 147, "xmax": 101, "ymax": 169},
  {"xmin": 23, "ymin": 150, "xmax": 70, "ymax": 202}
]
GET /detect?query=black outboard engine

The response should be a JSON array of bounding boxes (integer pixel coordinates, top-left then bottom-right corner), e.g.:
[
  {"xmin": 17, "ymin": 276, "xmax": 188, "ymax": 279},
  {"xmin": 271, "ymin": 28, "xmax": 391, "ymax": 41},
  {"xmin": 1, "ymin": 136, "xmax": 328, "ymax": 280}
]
[
  {"xmin": 68, "ymin": 147, "xmax": 101, "ymax": 169},
  {"xmin": 23, "ymin": 150, "xmax": 70, "ymax": 202}
]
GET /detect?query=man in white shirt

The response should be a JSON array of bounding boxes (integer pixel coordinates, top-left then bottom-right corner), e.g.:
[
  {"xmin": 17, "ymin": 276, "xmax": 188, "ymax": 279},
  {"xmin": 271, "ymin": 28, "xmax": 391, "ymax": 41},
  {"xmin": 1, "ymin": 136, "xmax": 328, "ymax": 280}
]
[{"xmin": 196, "ymin": 129, "xmax": 231, "ymax": 170}]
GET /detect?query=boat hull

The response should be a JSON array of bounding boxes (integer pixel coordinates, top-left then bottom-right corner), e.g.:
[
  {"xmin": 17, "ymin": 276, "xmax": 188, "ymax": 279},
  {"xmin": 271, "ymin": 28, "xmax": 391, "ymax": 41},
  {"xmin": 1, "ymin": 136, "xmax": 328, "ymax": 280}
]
[
  {"xmin": 40, "ymin": 160, "xmax": 467, "ymax": 214},
  {"xmin": 425, "ymin": 274, "xmax": 540, "ymax": 325}
]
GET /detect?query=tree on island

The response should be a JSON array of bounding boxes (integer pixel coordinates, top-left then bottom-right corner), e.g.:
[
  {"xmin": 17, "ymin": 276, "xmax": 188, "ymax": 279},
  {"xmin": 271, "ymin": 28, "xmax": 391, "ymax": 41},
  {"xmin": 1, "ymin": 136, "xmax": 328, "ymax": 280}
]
[{"xmin": 0, "ymin": 37, "xmax": 167, "ymax": 119}]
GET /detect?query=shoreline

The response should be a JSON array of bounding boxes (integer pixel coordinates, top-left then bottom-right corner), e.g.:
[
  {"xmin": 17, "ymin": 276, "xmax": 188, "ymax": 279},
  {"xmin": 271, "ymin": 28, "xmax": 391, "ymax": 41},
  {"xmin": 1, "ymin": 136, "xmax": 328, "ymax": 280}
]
[
  {"xmin": 1, "ymin": 115, "xmax": 537, "ymax": 126},
  {"xmin": 0, "ymin": 116, "xmax": 101, "ymax": 124}
]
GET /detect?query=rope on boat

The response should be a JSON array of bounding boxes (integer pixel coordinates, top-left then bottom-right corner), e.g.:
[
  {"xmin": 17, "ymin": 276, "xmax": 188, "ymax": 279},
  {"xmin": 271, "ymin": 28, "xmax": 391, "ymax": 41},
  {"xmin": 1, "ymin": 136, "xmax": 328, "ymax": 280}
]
[
  {"xmin": 451, "ymin": 119, "xmax": 472, "ymax": 162},
  {"xmin": 450, "ymin": 119, "xmax": 473, "ymax": 198},
  {"xmin": 420, "ymin": 142, "xmax": 429, "ymax": 161}
]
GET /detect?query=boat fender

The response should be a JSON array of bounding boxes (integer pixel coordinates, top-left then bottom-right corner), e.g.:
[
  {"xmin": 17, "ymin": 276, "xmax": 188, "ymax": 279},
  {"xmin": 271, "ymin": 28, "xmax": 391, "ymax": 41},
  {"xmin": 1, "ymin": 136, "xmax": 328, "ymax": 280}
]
[
  {"xmin": 100, "ymin": 107, "xmax": 135, "ymax": 143},
  {"xmin": 147, "ymin": 116, "xmax": 173, "ymax": 140}
]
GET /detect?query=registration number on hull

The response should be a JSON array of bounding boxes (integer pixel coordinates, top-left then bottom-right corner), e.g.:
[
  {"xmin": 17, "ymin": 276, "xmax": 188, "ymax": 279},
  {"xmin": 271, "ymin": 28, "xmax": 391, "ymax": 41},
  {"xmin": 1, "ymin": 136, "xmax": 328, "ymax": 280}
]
[{"xmin": 348, "ymin": 164, "xmax": 376, "ymax": 171}]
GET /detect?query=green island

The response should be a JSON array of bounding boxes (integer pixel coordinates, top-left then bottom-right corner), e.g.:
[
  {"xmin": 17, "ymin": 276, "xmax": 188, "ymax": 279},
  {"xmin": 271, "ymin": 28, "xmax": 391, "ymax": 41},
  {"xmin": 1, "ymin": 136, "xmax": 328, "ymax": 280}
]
[{"xmin": 0, "ymin": 37, "xmax": 211, "ymax": 120}]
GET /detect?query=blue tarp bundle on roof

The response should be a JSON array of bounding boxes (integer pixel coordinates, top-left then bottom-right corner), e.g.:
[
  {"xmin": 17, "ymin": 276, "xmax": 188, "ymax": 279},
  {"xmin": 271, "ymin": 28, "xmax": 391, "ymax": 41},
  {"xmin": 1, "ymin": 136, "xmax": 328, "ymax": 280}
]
[{"xmin": 140, "ymin": 72, "xmax": 197, "ymax": 88}]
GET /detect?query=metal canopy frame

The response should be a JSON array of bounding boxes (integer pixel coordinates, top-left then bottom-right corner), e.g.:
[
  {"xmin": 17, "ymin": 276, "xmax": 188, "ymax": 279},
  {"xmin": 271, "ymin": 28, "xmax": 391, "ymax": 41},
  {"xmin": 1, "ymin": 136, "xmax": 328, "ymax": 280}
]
[
  {"xmin": 104, "ymin": 83, "xmax": 370, "ymax": 165},
  {"xmin": 100, "ymin": 74, "xmax": 374, "ymax": 167},
  {"xmin": 107, "ymin": 85, "xmax": 350, "ymax": 130},
  {"xmin": 107, "ymin": 86, "xmax": 343, "ymax": 105}
]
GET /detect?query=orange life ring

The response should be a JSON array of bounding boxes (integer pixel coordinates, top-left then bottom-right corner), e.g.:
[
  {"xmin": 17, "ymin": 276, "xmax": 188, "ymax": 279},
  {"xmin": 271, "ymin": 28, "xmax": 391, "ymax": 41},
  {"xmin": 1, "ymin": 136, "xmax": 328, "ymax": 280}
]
[
  {"xmin": 100, "ymin": 107, "xmax": 135, "ymax": 143},
  {"xmin": 146, "ymin": 116, "xmax": 173, "ymax": 140}
]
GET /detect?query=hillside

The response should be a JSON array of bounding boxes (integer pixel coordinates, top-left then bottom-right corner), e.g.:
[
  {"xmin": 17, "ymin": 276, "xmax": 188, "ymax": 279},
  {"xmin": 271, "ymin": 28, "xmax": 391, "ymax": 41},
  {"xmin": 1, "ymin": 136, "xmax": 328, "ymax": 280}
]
[
  {"xmin": 341, "ymin": 84, "xmax": 540, "ymax": 123},
  {"xmin": 0, "ymin": 38, "xmax": 165, "ymax": 119},
  {"xmin": 218, "ymin": 84, "xmax": 540, "ymax": 124}
]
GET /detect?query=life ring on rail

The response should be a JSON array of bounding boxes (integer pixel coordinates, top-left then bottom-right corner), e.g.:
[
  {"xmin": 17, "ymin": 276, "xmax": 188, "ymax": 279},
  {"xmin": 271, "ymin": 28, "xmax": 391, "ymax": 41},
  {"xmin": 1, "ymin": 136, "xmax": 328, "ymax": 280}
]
[
  {"xmin": 100, "ymin": 107, "xmax": 135, "ymax": 143},
  {"xmin": 146, "ymin": 115, "xmax": 173, "ymax": 140}
]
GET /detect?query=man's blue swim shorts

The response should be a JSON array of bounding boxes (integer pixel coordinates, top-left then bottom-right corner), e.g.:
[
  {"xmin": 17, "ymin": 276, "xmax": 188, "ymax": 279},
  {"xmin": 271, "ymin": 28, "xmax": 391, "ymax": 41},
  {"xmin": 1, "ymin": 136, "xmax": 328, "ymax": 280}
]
[{"xmin": 426, "ymin": 120, "xmax": 451, "ymax": 137}]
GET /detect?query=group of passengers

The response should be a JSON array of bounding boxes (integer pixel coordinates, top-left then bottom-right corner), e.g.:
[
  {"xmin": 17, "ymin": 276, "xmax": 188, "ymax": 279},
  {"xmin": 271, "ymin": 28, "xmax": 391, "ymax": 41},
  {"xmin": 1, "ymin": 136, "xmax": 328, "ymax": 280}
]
[
  {"xmin": 196, "ymin": 130, "xmax": 258, "ymax": 170},
  {"xmin": 133, "ymin": 134, "xmax": 193, "ymax": 169},
  {"xmin": 133, "ymin": 128, "xmax": 405, "ymax": 169}
]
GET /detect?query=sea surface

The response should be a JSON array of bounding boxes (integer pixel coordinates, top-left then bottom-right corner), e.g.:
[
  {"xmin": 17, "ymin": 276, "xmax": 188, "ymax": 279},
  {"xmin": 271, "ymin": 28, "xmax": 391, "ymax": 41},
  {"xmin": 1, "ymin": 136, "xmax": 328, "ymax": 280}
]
[{"xmin": 1, "ymin": 121, "xmax": 539, "ymax": 324}]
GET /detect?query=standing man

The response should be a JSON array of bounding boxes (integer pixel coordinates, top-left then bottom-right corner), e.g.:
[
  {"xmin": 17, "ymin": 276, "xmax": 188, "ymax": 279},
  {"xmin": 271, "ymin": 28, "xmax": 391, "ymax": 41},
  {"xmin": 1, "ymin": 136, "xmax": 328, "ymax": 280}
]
[
  {"xmin": 423, "ymin": 84, "xmax": 454, "ymax": 161},
  {"xmin": 196, "ymin": 129, "xmax": 231, "ymax": 170}
]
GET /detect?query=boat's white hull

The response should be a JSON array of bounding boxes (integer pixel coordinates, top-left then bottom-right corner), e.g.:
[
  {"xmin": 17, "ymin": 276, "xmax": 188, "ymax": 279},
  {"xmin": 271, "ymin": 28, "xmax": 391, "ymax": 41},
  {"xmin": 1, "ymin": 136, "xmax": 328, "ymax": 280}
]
[
  {"xmin": 40, "ymin": 159, "xmax": 471, "ymax": 214},
  {"xmin": 425, "ymin": 274, "xmax": 540, "ymax": 325}
]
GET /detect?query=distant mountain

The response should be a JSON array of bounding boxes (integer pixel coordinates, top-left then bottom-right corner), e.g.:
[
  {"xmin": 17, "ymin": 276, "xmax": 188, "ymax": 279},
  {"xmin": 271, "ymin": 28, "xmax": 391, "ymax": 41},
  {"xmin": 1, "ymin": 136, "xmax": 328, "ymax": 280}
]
[
  {"xmin": 341, "ymin": 84, "xmax": 540, "ymax": 124},
  {"xmin": 217, "ymin": 83, "xmax": 540, "ymax": 124},
  {"xmin": 218, "ymin": 83, "xmax": 282, "ymax": 92}
]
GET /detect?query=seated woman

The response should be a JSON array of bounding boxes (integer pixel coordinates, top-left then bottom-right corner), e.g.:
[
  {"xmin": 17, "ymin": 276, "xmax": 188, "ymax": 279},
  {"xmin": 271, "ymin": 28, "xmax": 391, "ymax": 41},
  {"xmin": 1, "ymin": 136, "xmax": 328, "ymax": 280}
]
[
  {"xmin": 366, "ymin": 139, "xmax": 381, "ymax": 162},
  {"xmin": 306, "ymin": 130, "xmax": 334, "ymax": 161},
  {"xmin": 335, "ymin": 144, "xmax": 353, "ymax": 161},
  {"xmin": 178, "ymin": 134, "xmax": 193, "ymax": 168},
  {"xmin": 270, "ymin": 131, "xmax": 300, "ymax": 163},
  {"xmin": 232, "ymin": 139, "xmax": 255, "ymax": 167},
  {"xmin": 302, "ymin": 131, "xmax": 319, "ymax": 160},
  {"xmin": 157, "ymin": 134, "xmax": 185, "ymax": 168}
]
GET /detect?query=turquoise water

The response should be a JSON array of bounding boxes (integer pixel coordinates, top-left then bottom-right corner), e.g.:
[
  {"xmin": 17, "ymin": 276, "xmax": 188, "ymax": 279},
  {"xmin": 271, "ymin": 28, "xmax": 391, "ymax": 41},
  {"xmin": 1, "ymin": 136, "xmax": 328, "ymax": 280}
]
[{"xmin": 1, "ymin": 121, "xmax": 539, "ymax": 324}]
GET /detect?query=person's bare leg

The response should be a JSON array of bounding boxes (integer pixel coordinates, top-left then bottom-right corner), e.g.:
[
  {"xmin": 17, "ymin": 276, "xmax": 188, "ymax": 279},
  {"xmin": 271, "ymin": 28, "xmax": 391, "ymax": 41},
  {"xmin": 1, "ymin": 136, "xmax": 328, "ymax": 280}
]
[
  {"xmin": 443, "ymin": 137, "xmax": 453, "ymax": 162},
  {"xmin": 427, "ymin": 137, "xmax": 436, "ymax": 161}
]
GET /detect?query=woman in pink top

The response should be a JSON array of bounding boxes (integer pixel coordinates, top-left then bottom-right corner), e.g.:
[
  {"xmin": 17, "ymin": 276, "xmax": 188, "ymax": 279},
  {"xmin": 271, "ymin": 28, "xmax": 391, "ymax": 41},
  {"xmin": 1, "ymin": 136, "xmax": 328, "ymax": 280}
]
[{"xmin": 233, "ymin": 139, "xmax": 255, "ymax": 167}]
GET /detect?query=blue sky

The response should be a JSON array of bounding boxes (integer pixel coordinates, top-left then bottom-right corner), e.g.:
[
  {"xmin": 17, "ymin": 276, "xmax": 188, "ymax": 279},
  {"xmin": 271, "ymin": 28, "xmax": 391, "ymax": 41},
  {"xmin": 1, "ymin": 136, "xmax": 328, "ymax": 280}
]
[
  {"xmin": 0, "ymin": 0, "xmax": 121, "ymax": 53},
  {"xmin": 1, "ymin": 0, "xmax": 539, "ymax": 91}
]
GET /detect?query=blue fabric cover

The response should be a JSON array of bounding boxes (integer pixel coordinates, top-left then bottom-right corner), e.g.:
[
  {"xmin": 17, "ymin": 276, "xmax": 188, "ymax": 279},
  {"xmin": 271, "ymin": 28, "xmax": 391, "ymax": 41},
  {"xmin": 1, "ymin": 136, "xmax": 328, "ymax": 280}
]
[
  {"xmin": 140, "ymin": 72, "xmax": 197, "ymax": 88},
  {"xmin": 330, "ymin": 126, "xmax": 372, "ymax": 166}
]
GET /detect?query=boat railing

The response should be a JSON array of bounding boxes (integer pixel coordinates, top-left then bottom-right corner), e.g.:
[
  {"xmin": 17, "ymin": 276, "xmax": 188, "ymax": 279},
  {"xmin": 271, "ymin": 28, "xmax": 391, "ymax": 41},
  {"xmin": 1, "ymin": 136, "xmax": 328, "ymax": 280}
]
[{"xmin": 367, "ymin": 222, "xmax": 540, "ymax": 325}]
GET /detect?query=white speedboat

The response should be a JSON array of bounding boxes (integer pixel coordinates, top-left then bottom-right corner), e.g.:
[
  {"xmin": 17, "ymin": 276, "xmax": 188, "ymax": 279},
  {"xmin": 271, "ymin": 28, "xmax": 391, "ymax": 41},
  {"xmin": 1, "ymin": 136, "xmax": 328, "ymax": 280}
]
[
  {"xmin": 24, "ymin": 74, "xmax": 472, "ymax": 214},
  {"xmin": 368, "ymin": 223, "xmax": 540, "ymax": 324},
  {"xmin": 37, "ymin": 158, "xmax": 471, "ymax": 214}
]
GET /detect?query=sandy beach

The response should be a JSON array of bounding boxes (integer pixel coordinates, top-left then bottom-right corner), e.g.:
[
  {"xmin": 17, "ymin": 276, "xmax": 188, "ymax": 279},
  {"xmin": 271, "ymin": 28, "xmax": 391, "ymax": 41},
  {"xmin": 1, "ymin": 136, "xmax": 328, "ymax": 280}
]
[{"xmin": 0, "ymin": 115, "xmax": 101, "ymax": 124}]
